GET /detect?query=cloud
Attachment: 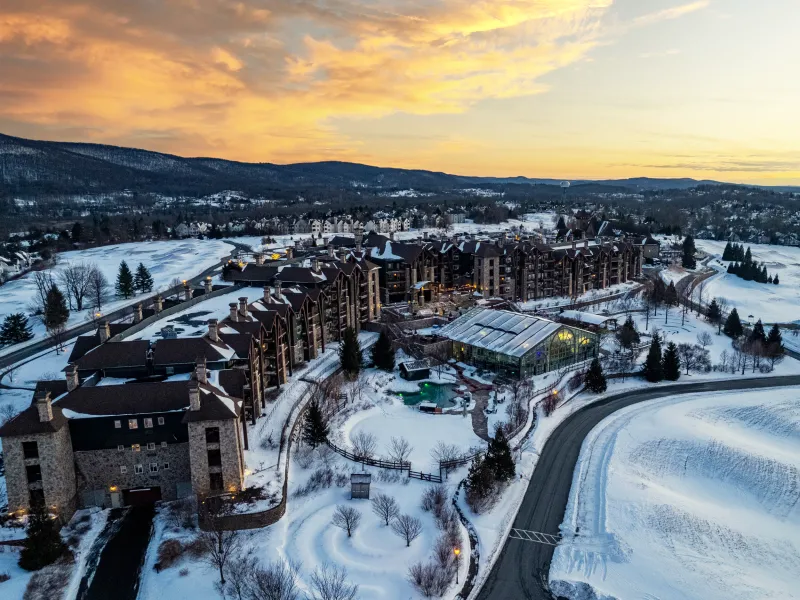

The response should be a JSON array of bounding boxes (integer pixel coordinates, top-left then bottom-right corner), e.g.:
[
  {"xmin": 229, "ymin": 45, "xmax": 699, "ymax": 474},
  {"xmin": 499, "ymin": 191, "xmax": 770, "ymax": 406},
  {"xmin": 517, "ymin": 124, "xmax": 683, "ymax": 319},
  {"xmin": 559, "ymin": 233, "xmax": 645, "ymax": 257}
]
[{"xmin": 633, "ymin": 0, "xmax": 710, "ymax": 27}]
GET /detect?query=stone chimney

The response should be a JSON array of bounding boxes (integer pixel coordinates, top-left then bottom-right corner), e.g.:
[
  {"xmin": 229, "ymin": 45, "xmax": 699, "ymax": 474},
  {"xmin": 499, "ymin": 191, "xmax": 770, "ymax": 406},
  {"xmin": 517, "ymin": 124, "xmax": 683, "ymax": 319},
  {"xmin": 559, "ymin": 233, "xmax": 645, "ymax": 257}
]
[
  {"xmin": 183, "ymin": 281, "xmax": 193, "ymax": 301},
  {"xmin": 285, "ymin": 247, "xmax": 294, "ymax": 260},
  {"xmin": 274, "ymin": 280, "xmax": 283, "ymax": 301},
  {"xmin": 35, "ymin": 391, "xmax": 53, "ymax": 423},
  {"xmin": 423, "ymin": 231, "xmax": 429, "ymax": 240},
  {"xmin": 255, "ymin": 252, "xmax": 265, "ymax": 265},
  {"xmin": 238, "ymin": 297, "xmax": 249, "ymax": 318},
  {"xmin": 327, "ymin": 244, "xmax": 334, "ymax": 256},
  {"xmin": 355, "ymin": 233, "xmax": 363, "ymax": 251},
  {"xmin": 188, "ymin": 381, "xmax": 201, "ymax": 411},
  {"xmin": 584, "ymin": 240, "xmax": 589, "ymax": 249},
  {"xmin": 204, "ymin": 277, "xmax": 213, "ymax": 294},
  {"xmin": 572, "ymin": 240, "xmax": 577, "ymax": 250},
  {"xmin": 229, "ymin": 302, "xmax": 239, "ymax": 322},
  {"xmin": 207, "ymin": 319, "xmax": 219, "ymax": 343},
  {"xmin": 390, "ymin": 231, "xmax": 396, "ymax": 241},
  {"xmin": 195, "ymin": 357, "xmax": 208, "ymax": 384},
  {"xmin": 65, "ymin": 364, "xmax": 79, "ymax": 392},
  {"xmin": 340, "ymin": 249, "xmax": 348, "ymax": 263},
  {"xmin": 313, "ymin": 258, "xmax": 321, "ymax": 273},
  {"xmin": 98, "ymin": 320, "xmax": 111, "ymax": 343},
  {"xmin": 134, "ymin": 303, "xmax": 143, "ymax": 323},
  {"xmin": 154, "ymin": 295, "xmax": 163, "ymax": 313},
  {"xmin": 263, "ymin": 286, "xmax": 273, "ymax": 304}
]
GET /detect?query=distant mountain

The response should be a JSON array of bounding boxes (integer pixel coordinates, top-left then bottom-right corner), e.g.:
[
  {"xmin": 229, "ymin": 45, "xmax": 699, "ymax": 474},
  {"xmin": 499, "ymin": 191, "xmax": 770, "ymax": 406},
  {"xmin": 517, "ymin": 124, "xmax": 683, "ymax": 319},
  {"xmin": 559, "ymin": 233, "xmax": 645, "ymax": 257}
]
[{"xmin": 0, "ymin": 132, "xmax": 784, "ymax": 197}]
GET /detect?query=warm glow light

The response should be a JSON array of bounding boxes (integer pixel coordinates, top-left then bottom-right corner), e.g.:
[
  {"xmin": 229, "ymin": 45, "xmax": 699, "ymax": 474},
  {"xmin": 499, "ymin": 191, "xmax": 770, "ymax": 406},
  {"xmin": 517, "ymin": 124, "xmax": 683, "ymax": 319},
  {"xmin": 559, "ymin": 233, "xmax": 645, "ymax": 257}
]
[
  {"xmin": 110, "ymin": 485, "xmax": 118, "ymax": 492},
  {"xmin": 453, "ymin": 548, "xmax": 460, "ymax": 556}
]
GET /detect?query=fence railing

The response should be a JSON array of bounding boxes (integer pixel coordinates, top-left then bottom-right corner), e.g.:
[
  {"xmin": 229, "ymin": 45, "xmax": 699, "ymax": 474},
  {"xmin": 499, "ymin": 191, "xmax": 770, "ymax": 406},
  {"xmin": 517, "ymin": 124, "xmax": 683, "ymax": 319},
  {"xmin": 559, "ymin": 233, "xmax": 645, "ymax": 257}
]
[
  {"xmin": 326, "ymin": 439, "xmax": 411, "ymax": 471},
  {"xmin": 409, "ymin": 470, "xmax": 443, "ymax": 483}
]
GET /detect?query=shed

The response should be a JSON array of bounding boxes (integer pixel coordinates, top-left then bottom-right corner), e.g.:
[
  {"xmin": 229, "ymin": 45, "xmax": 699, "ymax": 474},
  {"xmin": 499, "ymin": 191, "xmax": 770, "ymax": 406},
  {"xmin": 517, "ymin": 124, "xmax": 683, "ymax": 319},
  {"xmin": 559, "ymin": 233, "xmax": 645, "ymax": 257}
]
[
  {"xmin": 399, "ymin": 359, "xmax": 432, "ymax": 381},
  {"xmin": 350, "ymin": 473, "xmax": 371, "ymax": 499}
]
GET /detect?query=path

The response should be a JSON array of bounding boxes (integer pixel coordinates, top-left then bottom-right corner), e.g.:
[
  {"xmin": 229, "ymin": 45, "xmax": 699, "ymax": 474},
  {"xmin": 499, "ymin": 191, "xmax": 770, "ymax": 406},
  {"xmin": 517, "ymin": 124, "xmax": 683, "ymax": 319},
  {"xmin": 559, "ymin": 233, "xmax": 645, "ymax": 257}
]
[{"xmin": 474, "ymin": 374, "xmax": 800, "ymax": 600}]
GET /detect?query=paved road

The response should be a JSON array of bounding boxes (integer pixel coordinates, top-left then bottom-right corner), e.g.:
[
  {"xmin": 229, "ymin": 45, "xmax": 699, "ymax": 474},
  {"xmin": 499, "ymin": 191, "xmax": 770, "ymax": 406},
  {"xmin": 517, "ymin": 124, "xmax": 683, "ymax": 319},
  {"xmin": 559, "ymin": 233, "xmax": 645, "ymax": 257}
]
[{"xmin": 475, "ymin": 375, "xmax": 800, "ymax": 600}]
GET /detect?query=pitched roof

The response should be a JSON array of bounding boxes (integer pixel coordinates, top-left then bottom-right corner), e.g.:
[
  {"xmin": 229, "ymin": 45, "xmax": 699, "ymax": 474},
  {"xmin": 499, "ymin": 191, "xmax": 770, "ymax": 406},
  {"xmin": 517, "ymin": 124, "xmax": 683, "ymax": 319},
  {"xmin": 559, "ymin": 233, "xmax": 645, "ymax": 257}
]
[
  {"xmin": 76, "ymin": 340, "xmax": 150, "ymax": 371},
  {"xmin": 182, "ymin": 383, "xmax": 241, "ymax": 422},
  {"xmin": 67, "ymin": 324, "xmax": 135, "ymax": 362},
  {"xmin": 218, "ymin": 332, "xmax": 254, "ymax": 359},
  {"xmin": 0, "ymin": 402, "xmax": 68, "ymax": 436},
  {"xmin": 33, "ymin": 379, "xmax": 69, "ymax": 399},
  {"xmin": 152, "ymin": 337, "xmax": 233, "ymax": 366},
  {"xmin": 218, "ymin": 369, "xmax": 247, "ymax": 399},
  {"xmin": 55, "ymin": 380, "xmax": 193, "ymax": 418}
]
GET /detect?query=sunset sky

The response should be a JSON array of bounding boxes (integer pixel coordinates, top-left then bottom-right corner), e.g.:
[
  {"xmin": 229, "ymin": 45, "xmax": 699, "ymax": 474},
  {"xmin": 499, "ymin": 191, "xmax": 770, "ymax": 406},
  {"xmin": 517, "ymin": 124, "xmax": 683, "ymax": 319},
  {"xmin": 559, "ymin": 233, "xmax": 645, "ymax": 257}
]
[{"xmin": 1, "ymin": 0, "xmax": 799, "ymax": 184}]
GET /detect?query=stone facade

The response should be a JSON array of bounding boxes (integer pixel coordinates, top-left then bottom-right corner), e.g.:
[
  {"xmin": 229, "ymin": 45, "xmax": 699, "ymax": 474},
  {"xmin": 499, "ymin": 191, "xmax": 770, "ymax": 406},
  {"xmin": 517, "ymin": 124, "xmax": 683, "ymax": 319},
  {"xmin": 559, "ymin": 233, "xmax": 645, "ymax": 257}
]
[
  {"xmin": 3, "ymin": 427, "xmax": 77, "ymax": 520},
  {"xmin": 74, "ymin": 442, "xmax": 192, "ymax": 508},
  {"xmin": 188, "ymin": 419, "xmax": 245, "ymax": 496}
]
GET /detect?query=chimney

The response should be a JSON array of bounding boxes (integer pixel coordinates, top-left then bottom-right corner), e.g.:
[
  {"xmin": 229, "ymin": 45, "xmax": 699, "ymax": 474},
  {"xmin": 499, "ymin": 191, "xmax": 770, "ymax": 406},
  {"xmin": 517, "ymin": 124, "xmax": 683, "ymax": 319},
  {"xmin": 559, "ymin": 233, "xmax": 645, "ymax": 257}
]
[
  {"xmin": 390, "ymin": 231, "xmax": 396, "ymax": 241},
  {"xmin": 322, "ymin": 236, "xmax": 329, "ymax": 246},
  {"xmin": 263, "ymin": 286, "xmax": 272, "ymax": 304},
  {"xmin": 207, "ymin": 319, "xmax": 219, "ymax": 343},
  {"xmin": 340, "ymin": 250, "xmax": 347, "ymax": 264},
  {"xmin": 584, "ymin": 240, "xmax": 589, "ymax": 249},
  {"xmin": 572, "ymin": 241, "xmax": 576, "ymax": 250},
  {"xmin": 183, "ymin": 281, "xmax": 193, "ymax": 301},
  {"xmin": 275, "ymin": 281, "xmax": 283, "ymax": 301},
  {"xmin": 285, "ymin": 247, "xmax": 294, "ymax": 260},
  {"xmin": 35, "ymin": 391, "xmax": 53, "ymax": 423},
  {"xmin": 423, "ymin": 231, "xmax": 429, "ymax": 240},
  {"xmin": 238, "ymin": 296, "xmax": 249, "ymax": 318},
  {"xmin": 154, "ymin": 295, "xmax": 163, "ymax": 313},
  {"xmin": 327, "ymin": 244, "xmax": 334, "ymax": 256},
  {"xmin": 204, "ymin": 277, "xmax": 213, "ymax": 294},
  {"xmin": 195, "ymin": 357, "xmax": 208, "ymax": 384},
  {"xmin": 188, "ymin": 381, "xmax": 201, "ymax": 411},
  {"xmin": 65, "ymin": 364, "xmax": 79, "ymax": 392},
  {"xmin": 98, "ymin": 321, "xmax": 111, "ymax": 343},
  {"xmin": 313, "ymin": 258, "xmax": 321, "ymax": 273},
  {"xmin": 255, "ymin": 253, "xmax": 265, "ymax": 265},
  {"xmin": 134, "ymin": 303, "xmax": 143, "ymax": 323},
  {"xmin": 355, "ymin": 233, "xmax": 363, "ymax": 251},
  {"xmin": 229, "ymin": 302, "xmax": 239, "ymax": 322}
]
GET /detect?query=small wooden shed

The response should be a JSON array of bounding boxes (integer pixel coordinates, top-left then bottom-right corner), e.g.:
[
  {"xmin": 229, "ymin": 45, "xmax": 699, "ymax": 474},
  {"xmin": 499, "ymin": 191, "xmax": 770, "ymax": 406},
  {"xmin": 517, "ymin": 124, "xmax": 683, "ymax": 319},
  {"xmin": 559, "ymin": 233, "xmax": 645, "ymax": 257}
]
[
  {"xmin": 350, "ymin": 473, "xmax": 372, "ymax": 499},
  {"xmin": 399, "ymin": 358, "xmax": 432, "ymax": 380}
]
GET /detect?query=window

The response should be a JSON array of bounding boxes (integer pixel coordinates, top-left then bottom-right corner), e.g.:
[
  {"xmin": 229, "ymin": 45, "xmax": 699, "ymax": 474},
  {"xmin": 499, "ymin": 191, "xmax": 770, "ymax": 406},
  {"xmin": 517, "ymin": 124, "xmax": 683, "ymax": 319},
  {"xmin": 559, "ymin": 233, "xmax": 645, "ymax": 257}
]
[
  {"xmin": 209, "ymin": 472, "xmax": 224, "ymax": 491},
  {"xmin": 163, "ymin": 462, "xmax": 170, "ymax": 470},
  {"xmin": 144, "ymin": 418, "xmax": 153, "ymax": 428},
  {"xmin": 128, "ymin": 419, "xmax": 138, "ymax": 430},
  {"xmin": 157, "ymin": 417, "xmax": 165, "ymax": 426},
  {"xmin": 26, "ymin": 464, "xmax": 42, "ymax": 484},
  {"xmin": 207, "ymin": 449, "xmax": 222, "ymax": 467},
  {"xmin": 205, "ymin": 427, "xmax": 220, "ymax": 444},
  {"xmin": 150, "ymin": 463, "xmax": 159, "ymax": 473},
  {"xmin": 132, "ymin": 444, "xmax": 141, "ymax": 452},
  {"xmin": 161, "ymin": 441, "xmax": 167, "ymax": 448},
  {"xmin": 117, "ymin": 445, "xmax": 124, "ymax": 452},
  {"xmin": 22, "ymin": 441, "xmax": 38, "ymax": 460},
  {"xmin": 147, "ymin": 442, "xmax": 156, "ymax": 451},
  {"xmin": 120, "ymin": 465, "xmax": 127, "ymax": 474},
  {"xmin": 114, "ymin": 420, "xmax": 122, "ymax": 429},
  {"xmin": 134, "ymin": 464, "xmax": 144, "ymax": 475}
]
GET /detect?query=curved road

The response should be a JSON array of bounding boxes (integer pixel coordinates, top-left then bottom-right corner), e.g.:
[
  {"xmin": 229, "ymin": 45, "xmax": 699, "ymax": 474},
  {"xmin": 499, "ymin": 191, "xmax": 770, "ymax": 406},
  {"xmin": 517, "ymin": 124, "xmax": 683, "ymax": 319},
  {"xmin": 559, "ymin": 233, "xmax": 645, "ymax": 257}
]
[{"xmin": 475, "ymin": 374, "xmax": 800, "ymax": 600}]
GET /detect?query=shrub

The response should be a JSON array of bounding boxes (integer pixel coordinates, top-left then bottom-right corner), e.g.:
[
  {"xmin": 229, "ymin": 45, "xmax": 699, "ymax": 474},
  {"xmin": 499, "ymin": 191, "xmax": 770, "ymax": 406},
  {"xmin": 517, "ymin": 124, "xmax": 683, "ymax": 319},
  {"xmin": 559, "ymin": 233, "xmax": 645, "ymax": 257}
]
[
  {"xmin": 421, "ymin": 484, "xmax": 447, "ymax": 513},
  {"xmin": 0, "ymin": 572, "xmax": 10, "ymax": 583},
  {"xmin": 178, "ymin": 568, "xmax": 190, "ymax": 577},
  {"xmin": 154, "ymin": 539, "xmax": 183, "ymax": 571}
]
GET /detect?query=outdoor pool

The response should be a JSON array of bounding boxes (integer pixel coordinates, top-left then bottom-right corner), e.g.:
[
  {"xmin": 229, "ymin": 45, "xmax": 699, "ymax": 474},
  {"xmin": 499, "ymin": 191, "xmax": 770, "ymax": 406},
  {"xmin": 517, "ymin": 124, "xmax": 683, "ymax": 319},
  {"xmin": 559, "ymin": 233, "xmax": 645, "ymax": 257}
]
[{"xmin": 393, "ymin": 383, "xmax": 462, "ymax": 408}]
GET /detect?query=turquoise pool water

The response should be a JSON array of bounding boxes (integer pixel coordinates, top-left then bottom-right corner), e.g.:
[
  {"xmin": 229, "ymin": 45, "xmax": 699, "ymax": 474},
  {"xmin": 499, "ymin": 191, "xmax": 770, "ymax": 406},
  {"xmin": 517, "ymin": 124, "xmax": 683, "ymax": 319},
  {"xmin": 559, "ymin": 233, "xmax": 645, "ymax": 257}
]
[{"xmin": 394, "ymin": 383, "xmax": 461, "ymax": 408}]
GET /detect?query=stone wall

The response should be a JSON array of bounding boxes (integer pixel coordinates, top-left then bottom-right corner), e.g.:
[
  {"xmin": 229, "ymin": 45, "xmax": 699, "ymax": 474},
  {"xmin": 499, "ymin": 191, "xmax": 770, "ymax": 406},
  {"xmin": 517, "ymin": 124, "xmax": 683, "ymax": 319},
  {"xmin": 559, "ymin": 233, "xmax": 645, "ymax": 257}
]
[
  {"xmin": 188, "ymin": 419, "xmax": 244, "ymax": 496},
  {"xmin": 73, "ymin": 442, "xmax": 192, "ymax": 507}
]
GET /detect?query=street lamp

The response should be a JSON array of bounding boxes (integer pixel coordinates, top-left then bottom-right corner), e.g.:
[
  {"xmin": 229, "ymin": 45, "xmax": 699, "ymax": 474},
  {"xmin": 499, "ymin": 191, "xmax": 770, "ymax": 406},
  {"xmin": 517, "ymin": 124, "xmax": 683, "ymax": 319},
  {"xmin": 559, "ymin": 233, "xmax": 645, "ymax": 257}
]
[{"xmin": 453, "ymin": 547, "xmax": 461, "ymax": 583}]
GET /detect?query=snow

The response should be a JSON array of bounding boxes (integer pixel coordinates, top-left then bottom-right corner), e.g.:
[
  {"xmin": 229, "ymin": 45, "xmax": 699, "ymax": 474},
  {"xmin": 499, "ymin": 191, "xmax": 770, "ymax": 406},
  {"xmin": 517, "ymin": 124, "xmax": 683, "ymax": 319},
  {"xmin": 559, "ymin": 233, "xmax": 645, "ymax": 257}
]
[
  {"xmin": 369, "ymin": 241, "xmax": 403, "ymax": 261},
  {"xmin": 0, "ymin": 239, "xmax": 236, "ymax": 356},
  {"xmin": 693, "ymin": 240, "xmax": 800, "ymax": 324},
  {"xmin": 659, "ymin": 265, "xmax": 691, "ymax": 286},
  {"xmin": 549, "ymin": 387, "xmax": 800, "ymax": 600},
  {"xmin": 518, "ymin": 281, "xmax": 640, "ymax": 312}
]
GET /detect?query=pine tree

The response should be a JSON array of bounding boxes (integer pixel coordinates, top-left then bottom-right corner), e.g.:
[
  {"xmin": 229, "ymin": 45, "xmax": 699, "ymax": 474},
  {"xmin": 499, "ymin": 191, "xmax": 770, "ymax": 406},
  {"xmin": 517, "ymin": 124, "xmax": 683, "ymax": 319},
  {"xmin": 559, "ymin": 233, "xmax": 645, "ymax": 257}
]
[
  {"xmin": 766, "ymin": 324, "xmax": 784, "ymax": 365},
  {"xmin": 749, "ymin": 319, "xmax": 767, "ymax": 345},
  {"xmin": 665, "ymin": 281, "xmax": 678, "ymax": 307},
  {"xmin": 723, "ymin": 308, "xmax": 744, "ymax": 339},
  {"xmin": 662, "ymin": 341, "xmax": 681, "ymax": 381},
  {"xmin": 464, "ymin": 454, "xmax": 496, "ymax": 513},
  {"xmin": 18, "ymin": 502, "xmax": 66, "ymax": 571},
  {"xmin": 682, "ymin": 235, "xmax": 697, "ymax": 269},
  {"xmin": 339, "ymin": 326, "xmax": 362, "ymax": 377},
  {"xmin": 707, "ymin": 298, "xmax": 722, "ymax": 333},
  {"xmin": 616, "ymin": 315, "xmax": 640, "ymax": 350},
  {"xmin": 773, "ymin": 274, "xmax": 780, "ymax": 285},
  {"xmin": 485, "ymin": 427, "xmax": 515, "ymax": 482},
  {"xmin": 584, "ymin": 358, "xmax": 607, "ymax": 393},
  {"xmin": 43, "ymin": 285, "xmax": 69, "ymax": 331},
  {"xmin": 370, "ymin": 330, "xmax": 395, "ymax": 371},
  {"xmin": 133, "ymin": 263, "xmax": 154, "ymax": 293},
  {"xmin": 116, "ymin": 260, "xmax": 135, "ymax": 299},
  {"xmin": 302, "ymin": 400, "xmax": 329, "ymax": 448},
  {"xmin": 722, "ymin": 241, "xmax": 732, "ymax": 261},
  {"xmin": 0, "ymin": 313, "xmax": 34, "ymax": 346},
  {"xmin": 71, "ymin": 221, "xmax": 83, "ymax": 243},
  {"xmin": 642, "ymin": 334, "xmax": 664, "ymax": 383}
]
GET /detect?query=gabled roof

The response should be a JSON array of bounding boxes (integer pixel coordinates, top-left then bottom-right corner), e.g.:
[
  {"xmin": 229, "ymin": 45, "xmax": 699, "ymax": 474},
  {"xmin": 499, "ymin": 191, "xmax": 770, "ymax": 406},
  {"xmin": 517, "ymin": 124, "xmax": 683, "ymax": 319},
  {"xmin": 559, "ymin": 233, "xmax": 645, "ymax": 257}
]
[
  {"xmin": 182, "ymin": 383, "xmax": 241, "ymax": 422},
  {"xmin": 218, "ymin": 369, "xmax": 248, "ymax": 399},
  {"xmin": 68, "ymin": 324, "xmax": 135, "ymax": 362},
  {"xmin": 368, "ymin": 240, "xmax": 422, "ymax": 264},
  {"xmin": 218, "ymin": 332, "xmax": 254, "ymax": 359},
  {"xmin": 76, "ymin": 340, "xmax": 150, "ymax": 371},
  {"xmin": 0, "ymin": 401, "xmax": 68, "ymax": 437},
  {"xmin": 55, "ymin": 380, "xmax": 193, "ymax": 418},
  {"xmin": 152, "ymin": 337, "xmax": 234, "ymax": 366}
]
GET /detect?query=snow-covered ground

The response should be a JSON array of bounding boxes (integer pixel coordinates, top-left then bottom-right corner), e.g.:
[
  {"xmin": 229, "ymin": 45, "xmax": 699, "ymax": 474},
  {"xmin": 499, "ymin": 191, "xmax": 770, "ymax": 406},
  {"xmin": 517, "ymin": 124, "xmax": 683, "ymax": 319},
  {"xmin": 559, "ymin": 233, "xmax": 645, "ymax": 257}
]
[
  {"xmin": 659, "ymin": 265, "xmax": 692, "ymax": 286},
  {"xmin": 693, "ymin": 240, "xmax": 800, "ymax": 324},
  {"xmin": 518, "ymin": 281, "xmax": 640, "ymax": 312},
  {"xmin": 550, "ymin": 387, "xmax": 800, "ymax": 600},
  {"xmin": 0, "ymin": 239, "xmax": 235, "ymax": 356}
]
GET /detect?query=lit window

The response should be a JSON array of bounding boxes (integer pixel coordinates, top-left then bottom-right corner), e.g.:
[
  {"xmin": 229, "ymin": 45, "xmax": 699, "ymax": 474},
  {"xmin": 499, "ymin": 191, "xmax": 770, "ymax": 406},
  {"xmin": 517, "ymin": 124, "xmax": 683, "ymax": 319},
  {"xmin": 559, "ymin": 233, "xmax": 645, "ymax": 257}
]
[
  {"xmin": 128, "ymin": 419, "xmax": 138, "ymax": 429},
  {"xmin": 157, "ymin": 417, "xmax": 165, "ymax": 425},
  {"xmin": 132, "ymin": 444, "xmax": 141, "ymax": 452},
  {"xmin": 114, "ymin": 420, "xmax": 122, "ymax": 429},
  {"xmin": 144, "ymin": 418, "xmax": 153, "ymax": 428},
  {"xmin": 134, "ymin": 464, "xmax": 144, "ymax": 474},
  {"xmin": 120, "ymin": 466, "xmax": 127, "ymax": 474}
]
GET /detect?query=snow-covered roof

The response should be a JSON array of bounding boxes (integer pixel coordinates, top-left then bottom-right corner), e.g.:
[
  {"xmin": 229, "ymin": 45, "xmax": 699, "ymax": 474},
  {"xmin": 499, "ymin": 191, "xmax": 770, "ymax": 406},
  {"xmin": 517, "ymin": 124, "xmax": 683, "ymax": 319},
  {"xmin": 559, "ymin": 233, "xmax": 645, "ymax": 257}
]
[
  {"xmin": 438, "ymin": 307, "xmax": 565, "ymax": 358},
  {"xmin": 559, "ymin": 310, "xmax": 617, "ymax": 326},
  {"xmin": 370, "ymin": 241, "xmax": 403, "ymax": 261}
]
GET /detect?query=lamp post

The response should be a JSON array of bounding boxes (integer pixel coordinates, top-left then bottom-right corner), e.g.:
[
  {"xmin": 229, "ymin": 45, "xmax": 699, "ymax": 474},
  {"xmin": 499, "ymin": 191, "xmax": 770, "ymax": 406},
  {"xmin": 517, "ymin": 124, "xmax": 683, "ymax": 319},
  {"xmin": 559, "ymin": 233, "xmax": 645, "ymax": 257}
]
[{"xmin": 453, "ymin": 547, "xmax": 461, "ymax": 584}]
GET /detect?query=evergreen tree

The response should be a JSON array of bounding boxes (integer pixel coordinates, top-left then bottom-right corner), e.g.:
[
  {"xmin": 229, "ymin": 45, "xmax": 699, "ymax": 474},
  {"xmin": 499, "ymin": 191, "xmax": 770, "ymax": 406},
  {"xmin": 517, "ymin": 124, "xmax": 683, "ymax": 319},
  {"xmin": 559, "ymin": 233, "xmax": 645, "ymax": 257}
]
[
  {"xmin": 302, "ymin": 400, "xmax": 329, "ymax": 448},
  {"xmin": 71, "ymin": 221, "xmax": 83, "ymax": 243},
  {"xmin": 662, "ymin": 341, "xmax": 681, "ymax": 381},
  {"xmin": 642, "ymin": 334, "xmax": 664, "ymax": 382},
  {"xmin": 18, "ymin": 502, "xmax": 66, "ymax": 571},
  {"xmin": 749, "ymin": 319, "xmax": 767, "ymax": 345},
  {"xmin": 616, "ymin": 315, "xmax": 640, "ymax": 350},
  {"xmin": 722, "ymin": 241, "xmax": 732, "ymax": 261},
  {"xmin": 665, "ymin": 281, "xmax": 679, "ymax": 307},
  {"xmin": 766, "ymin": 324, "xmax": 784, "ymax": 364},
  {"xmin": 464, "ymin": 454, "xmax": 495, "ymax": 513},
  {"xmin": 584, "ymin": 358, "xmax": 607, "ymax": 393},
  {"xmin": 339, "ymin": 327, "xmax": 362, "ymax": 377},
  {"xmin": 723, "ymin": 308, "xmax": 744, "ymax": 339},
  {"xmin": 133, "ymin": 262, "xmax": 154, "ymax": 293},
  {"xmin": 682, "ymin": 235, "xmax": 697, "ymax": 269},
  {"xmin": 43, "ymin": 285, "xmax": 69, "ymax": 331},
  {"xmin": 116, "ymin": 260, "xmax": 135, "ymax": 299},
  {"xmin": 773, "ymin": 274, "xmax": 780, "ymax": 285},
  {"xmin": 485, "ymin": 427, "xmax": 515, "ymax": 482},
  {"xmin": 0, "ymin": 313, "xmax": 34, "ymax": 346},
  {"xmin": 707, "ymin": 298, "xmax": 722, "ymax": 333},
  {"xmin": 370, "ymin": 330, "xmax": 395, "ymax": 371}
]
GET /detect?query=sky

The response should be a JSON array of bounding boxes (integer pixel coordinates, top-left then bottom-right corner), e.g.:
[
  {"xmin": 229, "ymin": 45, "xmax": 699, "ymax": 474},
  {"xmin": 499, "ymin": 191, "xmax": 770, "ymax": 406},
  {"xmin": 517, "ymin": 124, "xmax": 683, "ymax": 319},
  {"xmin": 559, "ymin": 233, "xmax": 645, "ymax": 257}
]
[{"xmin": 1, "ymin": 0, "xmax": 799, "ymax": 185}]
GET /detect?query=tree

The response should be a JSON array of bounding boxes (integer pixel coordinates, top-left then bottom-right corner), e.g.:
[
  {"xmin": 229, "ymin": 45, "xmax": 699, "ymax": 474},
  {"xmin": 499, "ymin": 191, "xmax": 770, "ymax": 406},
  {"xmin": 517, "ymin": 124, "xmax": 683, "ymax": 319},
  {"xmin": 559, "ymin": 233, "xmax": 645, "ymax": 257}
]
[
  {"xmin": 71, "ymin": 221, "xmax": 83, "ymax": 243},
  {"xmin": 696, "ymin": 331, "xmax": 712, "ymax": 350},
  {"xmin": 87, "ymin": 266, "xmax": 110, "ymax": 310},
  {"xmin": 766, "ymin": 324, "xmax": 784, "ymax": 367},
  {"xmin": 485, "ymin": 427, "xmax": 515, "ymax": 482},
  {"xmin": 662, "ymin": 342, "xmax": 681, "ymax": 381},
  {"xmin": 682, "ymin": 235, "xmax": 697, "ymax": 269},
  {"xmin": 722, "ymin": 241, "xmax": 733, "ymax": 261},
  {"xmin": 749, "ymin": 319, "xmax": 767, "ymax": 345},
  {"xmin": 0, "ymin": 313, "xmax": 33, "ymax": 346},
  {"xmin": 391, "ymin": 514, "xmax": 424, "ymax": 547},
  {"xmin": 44, "ymin": 284, "xmax": 69, "ymax": 332},
  {"xmin": 351, "ymin": 431, "xmax": 377, "ymax": 461},
  {"xmin": 616, "ymin": 315, "xmax": 640, "ymax": 351},
  {"xmin": 18, "ymin": 502, "xmax": 66, "ymax": 571},
  {"xmin": 339, "ymin": 327, "xmax": 361, "ymax": 377},
  {"xmin": 584, "ymin": 358, "xmax": 607, "ymax": 393},
  {"xmin": 387, "ymin": 436, "xmax": 413, "ymax": 464},
  {"xmin": 30, "ymin": 270, "xmax": 56, "ymax": 317},
  {"xmin": 59, "ymin": 262, "xmax": 93, "ymax": 311},
  {"xmin": 371, "ymin": 494, "xmax": 399, "ymax": 526},
  {"xmin": 133, "ymin": 262, "xmax": 154, "ymax": 294},
  {"xmin": 308, "ymin": 564, "xmax": 359, "ymax": 600},
  {"xmin": 706, "ymin": 298, "xmax": 722, "ymax": 333},
  {"xmin": 642, "ymin": 334, "xmax": 664, "ymax": 382},
  {"xmin": 773, "ymin": 274, "xmax": 780, "ymax": 285},
  {"xmin": 198, "ymin": 505, "xmax": 243, "ymax": 585},
  {"xmin": 370, "ymin": 330, "xmax": 395, "ymax": 371},
  {"xmin": 238, "ymin": 558, "xmax": 300, "ymax": 600},
  {"xmin": 331, "ymin": 505, "xmax": 361, "ymax": 538},
  {"xmin": 464, "ymin": 454, "xmax": 496, "ymax": 514},
  {"xmin": 430, "ymin": 441, "xmax": 461, "ymax": 464},
  {"xmin": 723, "ymin": 308, "xmax": 744, "ymax": 339},
  {"xmin": 116, "ymin": 260, "xmax": 135, "ymax": 299},
  {"xmin": 302, "ymin": 400, "xmax": 329, "ymax": 449}
]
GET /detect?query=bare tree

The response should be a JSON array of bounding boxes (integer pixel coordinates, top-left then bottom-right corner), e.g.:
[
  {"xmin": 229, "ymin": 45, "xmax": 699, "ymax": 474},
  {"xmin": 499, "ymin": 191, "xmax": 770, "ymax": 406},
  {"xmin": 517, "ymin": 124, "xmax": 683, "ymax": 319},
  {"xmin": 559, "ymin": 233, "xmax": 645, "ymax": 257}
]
[
  {"xmin": 677, "ymin": 343, "xmax": 710, "ymax": 375},
  {"xmin": 47, "ymin": 323, "xmax": 67, "ymax": 354},
  {"xmin": 715, "ymin": 297, "xmax": 730, "ymax": 334},
  {"xmin": 30, "ymin": 270, "xmax": 55, "ymax": 318},
  {"xmin": 224, "ymin": 553, "xmax": 258, "ymax": 600},
  {"xmin": 59, "ymin": 262, "xmax": 93, "ymax": 311},
  {"xmin": 87, "ymin": 266, "xmax": 110, "ymax": 311},
  {"xmin": 350, "ymin": 431, "xmax": 377, "ymax": 461},
  {"xmin": 0, "ymin": 403, "xmax": 16, "ymax": 426},
  {"xmin": 391, "ymin": 514, "xmax": 423, "ymax": 547},
  {"xmin": 331, "ymin": 505, "xmax": 361, "ymax": 537},
  {"xmin": 696, "ymin": 332, "xmax": 712, "ymax": 349},
  {"xmin": 387, "ymin": 436, "xmax": 413, "ymax": 464},
  {"xmin": 371, "ymin": 494, "xmax": 400, "ymax": 526},
  {"xmin": 430, "ymin": 441, "xmax": 460, "ymax": 464},
  {"xmin": 244, "ymin": 559, "xmax": 301, "ymax": 600},
  {"xmin": 197, "ymin": 505, "xmax": 243, "ymax": 585},
  {"xmin": 308, "ymin": 564, "xmax": 359, "ymax": 600}
]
